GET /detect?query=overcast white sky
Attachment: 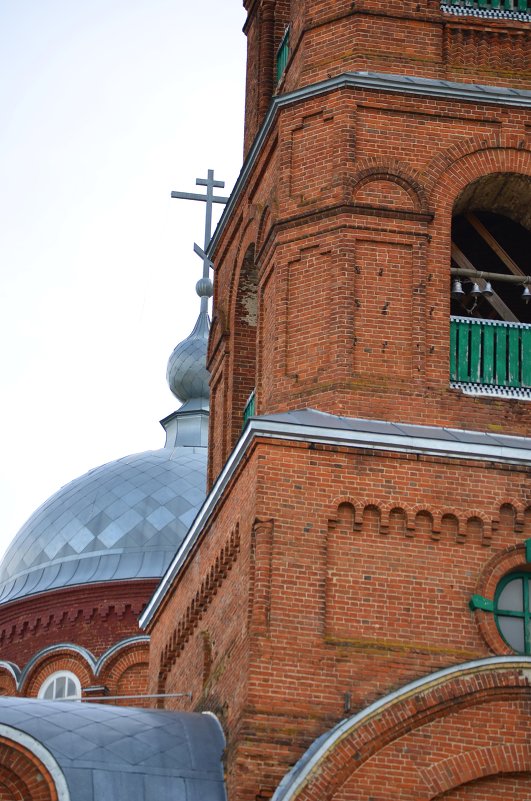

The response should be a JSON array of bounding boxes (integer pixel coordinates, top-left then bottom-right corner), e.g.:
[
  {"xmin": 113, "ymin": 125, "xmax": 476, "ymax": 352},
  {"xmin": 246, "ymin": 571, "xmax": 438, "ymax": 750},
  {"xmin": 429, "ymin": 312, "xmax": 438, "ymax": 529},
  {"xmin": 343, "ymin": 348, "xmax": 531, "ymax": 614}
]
[{"xmin": 0, "ymin": 1, "xmax": 247, "ymax": 555}]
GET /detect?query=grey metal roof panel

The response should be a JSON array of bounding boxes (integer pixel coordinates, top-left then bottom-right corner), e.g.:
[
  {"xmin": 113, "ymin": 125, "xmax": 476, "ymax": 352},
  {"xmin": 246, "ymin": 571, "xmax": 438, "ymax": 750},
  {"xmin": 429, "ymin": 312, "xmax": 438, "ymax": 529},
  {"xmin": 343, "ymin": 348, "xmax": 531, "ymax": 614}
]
[
  {"xmin": 0, "ymin": 698, "xmax": 226, "ymax": 801},
  {"xmin": 0, "ymin": 446, "xmax": 207, "ymax": 604}
]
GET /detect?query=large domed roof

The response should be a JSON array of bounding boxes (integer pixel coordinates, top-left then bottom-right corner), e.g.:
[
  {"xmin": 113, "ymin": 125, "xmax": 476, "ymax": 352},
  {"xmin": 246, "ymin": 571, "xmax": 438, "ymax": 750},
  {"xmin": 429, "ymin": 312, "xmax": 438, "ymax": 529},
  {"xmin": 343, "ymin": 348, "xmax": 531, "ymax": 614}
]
[{"xmin": 0, "ymin": 446, "xmax": 207, "ymax": 605}]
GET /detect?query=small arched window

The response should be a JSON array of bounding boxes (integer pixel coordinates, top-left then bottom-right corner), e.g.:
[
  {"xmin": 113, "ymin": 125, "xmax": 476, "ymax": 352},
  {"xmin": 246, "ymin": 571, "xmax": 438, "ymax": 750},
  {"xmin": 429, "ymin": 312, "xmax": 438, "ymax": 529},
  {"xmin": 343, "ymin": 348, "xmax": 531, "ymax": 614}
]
[{"xmin": 38, "ymin": 671, "xmax": 81, "ymax": 701}]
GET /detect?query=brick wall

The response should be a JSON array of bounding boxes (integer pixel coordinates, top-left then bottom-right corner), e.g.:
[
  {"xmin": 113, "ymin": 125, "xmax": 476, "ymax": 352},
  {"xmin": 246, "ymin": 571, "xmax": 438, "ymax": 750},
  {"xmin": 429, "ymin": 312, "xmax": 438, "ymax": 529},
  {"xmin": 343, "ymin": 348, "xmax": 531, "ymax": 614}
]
[
  {"xmin": 165, "ymin": 2, "xmax": 531, "ymax": 799},
  {"xmin": 242, "ymin": 1, "xmax": 530, "ymax": 148},
  {"xmin": 149, "ymin": 435, "xmax": 530, "ymax": 798},
  {"xmin": 207, "ymin": 82, "xmax": 530, "ymax": 482}
]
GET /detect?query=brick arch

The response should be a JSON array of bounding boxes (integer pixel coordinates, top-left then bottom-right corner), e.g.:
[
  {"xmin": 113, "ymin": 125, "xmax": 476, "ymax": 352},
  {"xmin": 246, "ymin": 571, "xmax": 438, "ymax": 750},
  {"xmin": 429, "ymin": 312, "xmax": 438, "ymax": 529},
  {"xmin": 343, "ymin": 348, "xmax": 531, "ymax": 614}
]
[
  {"xmin": 465, "ymin": 515, "xmax": 486, "ymax": 545},
  {"xmin": 97, "ymin": 638, "xmax": 150, "ymax": 705},
  {"xmin": 333, "ymin": 502, "xmax": 357, "ymax": 530},
  {"xmin": 0, "ymin": 679, "xmax": 16, "ymax": 699},
  {"xmin": 388, "ymin": 506, "xmax": 408, "ymax": 536},
  {"xmin": 352, "ymin": 168, "xmax": 429, "ymax": 215},
  {"xmin": 423, "ymin": 744, "xmax": 531, "ymax": 799},
  {"xmin": 428, "ymin": 145, "xmax": 531, "ymax": 220},
  {"xmin": 438, "ymin": 772, "xmax": 531, "ymax": 801},
  {"xmin": 440, "ymin": 513, "xmax": 462, "ymax": 543},
  {"xmin": 227, "ymin": 217, "xmax": 258, "ymax": 331},
  {"xmin": 20, "ymin": 646, "xmax": 94, "ymax": 698},
  {"xmin": 349, "ymin": 160, "xmax": 430, "ymax": 215},
  {"xmin": 227, "ymin": 230, "xmax": 259, "ymax": 448},
  {"xmin": 256, "ymin": 204, "xmax": 272, "ymax": 254},
  {"xmin": 271, "ymin": 657, "xmax": 531, "ymax": 801},
  {"xmin": 0, "ymin": 665, "xmax": 18, "ymax": 698},
  {"xmin": 327, "ymin": 498, "xmax": 360, "ymax": 519},
  {"xmin": 0, "ymin": 730, "xmax": 70, "ymax": 801}
]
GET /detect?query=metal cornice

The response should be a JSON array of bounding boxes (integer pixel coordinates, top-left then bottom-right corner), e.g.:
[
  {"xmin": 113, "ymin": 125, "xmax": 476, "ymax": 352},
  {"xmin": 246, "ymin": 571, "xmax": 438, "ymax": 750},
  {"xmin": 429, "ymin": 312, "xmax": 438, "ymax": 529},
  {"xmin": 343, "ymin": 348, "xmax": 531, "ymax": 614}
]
[
  {"xmin": 140, "ymin": 415, "xmax": 531, "ymax": 627},
  {"xmin": 208, "ymin": 70, "xmax": 531, "ymax": 257},
  {"xmin": 271, "ymin": 655, "xmax": 531, "ymax": 801}
]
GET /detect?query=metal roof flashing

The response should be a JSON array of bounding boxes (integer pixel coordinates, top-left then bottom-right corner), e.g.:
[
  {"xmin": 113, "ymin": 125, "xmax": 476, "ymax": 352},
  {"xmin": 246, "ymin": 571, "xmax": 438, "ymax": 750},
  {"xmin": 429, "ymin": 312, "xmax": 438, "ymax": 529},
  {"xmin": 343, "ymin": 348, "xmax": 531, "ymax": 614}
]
[
  {"xmin": 140, "ymin": 409, "xmax": 531, "ymax": 628},
  {"xmin": 0, "ymin": 698, "xmax": 227, "ymax": 801}
]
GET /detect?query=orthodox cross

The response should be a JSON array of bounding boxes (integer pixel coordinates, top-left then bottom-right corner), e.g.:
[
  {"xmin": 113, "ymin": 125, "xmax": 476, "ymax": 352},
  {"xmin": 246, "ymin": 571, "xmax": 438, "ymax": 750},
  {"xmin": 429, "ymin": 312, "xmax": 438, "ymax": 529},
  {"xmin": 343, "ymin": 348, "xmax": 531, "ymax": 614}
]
[{"xmin": 171, "ymin": 169, "xmax": 228, "ymax": 281}]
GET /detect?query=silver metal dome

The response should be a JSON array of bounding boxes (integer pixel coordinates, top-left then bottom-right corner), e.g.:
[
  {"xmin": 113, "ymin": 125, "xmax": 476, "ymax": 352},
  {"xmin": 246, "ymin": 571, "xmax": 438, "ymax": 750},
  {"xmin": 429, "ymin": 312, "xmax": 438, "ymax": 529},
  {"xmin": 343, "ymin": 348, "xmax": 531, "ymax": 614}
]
[{"xmin": 0, "ymin": 446, "xmax": 207, "ymax": 604}]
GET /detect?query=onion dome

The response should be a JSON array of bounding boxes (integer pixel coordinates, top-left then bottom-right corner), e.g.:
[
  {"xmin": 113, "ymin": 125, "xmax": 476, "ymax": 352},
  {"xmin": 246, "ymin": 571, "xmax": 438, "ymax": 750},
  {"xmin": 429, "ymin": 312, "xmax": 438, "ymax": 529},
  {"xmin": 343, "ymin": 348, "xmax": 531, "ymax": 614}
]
[{"xmin": 166, "ymin": 278, "xmax": 212, "ymax": 404}]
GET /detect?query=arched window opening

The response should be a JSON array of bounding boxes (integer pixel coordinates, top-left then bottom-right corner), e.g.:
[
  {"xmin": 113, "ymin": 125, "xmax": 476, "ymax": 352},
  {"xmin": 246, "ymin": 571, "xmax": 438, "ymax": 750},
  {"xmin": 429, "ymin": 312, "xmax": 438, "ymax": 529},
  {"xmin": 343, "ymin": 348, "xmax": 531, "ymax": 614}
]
[
  {"xmin": 233, "ymin": 244, "xmax": 258, "ymax": 440},
  {"xmin": 450, "ymin": 173, "xmax": 531, "ymax": 397},
  {"xmin": 38, "ymin": 671, "xmax": 81, "ymax": 701}
]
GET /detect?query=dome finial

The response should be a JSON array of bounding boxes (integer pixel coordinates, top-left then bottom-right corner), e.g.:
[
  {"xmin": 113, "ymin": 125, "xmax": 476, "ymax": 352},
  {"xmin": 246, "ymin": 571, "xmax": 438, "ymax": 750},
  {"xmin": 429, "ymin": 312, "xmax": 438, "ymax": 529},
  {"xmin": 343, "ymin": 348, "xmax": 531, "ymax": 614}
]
[
  {"xmin": 196, "ymin": 276, "xmax": 214, "ymax": 314},
  {"xmin": 166, "ymin": 168, "xmax": 228, "ymax": 405}
]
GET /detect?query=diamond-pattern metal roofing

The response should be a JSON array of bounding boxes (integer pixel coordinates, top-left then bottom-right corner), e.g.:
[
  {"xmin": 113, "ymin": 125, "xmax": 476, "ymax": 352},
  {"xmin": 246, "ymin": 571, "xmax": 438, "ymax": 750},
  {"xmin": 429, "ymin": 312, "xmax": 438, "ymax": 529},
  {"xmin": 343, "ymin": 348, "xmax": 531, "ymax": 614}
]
[
  {"xmin": 0, "ymin": 447, "xmax": 207, "ymax": 604},
  {"xmin": 0, "ymin": 697, "xmax": 226, "ymax": 801}
]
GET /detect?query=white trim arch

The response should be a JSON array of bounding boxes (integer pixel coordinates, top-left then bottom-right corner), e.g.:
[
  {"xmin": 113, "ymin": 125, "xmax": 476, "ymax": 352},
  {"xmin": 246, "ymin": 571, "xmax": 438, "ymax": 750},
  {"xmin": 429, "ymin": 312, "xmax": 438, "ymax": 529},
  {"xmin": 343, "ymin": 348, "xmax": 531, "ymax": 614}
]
[
  {"xmin": 271, "ymin": 655, "xmax": 531, "ymax": 801},
  {"xmin": 0, "ymin": 723, "xmax": 71, "ymax": 800},
  {"xmin": 18, "ymin": 643, "xmax": 96, "ymax": 691},
  {"xmin": 0, "ymin": 662, "xmax": 20, "ymax": 685},
  {"xmin": 94, "ymin": 635, "xmax": 150, "ymax": 676}
]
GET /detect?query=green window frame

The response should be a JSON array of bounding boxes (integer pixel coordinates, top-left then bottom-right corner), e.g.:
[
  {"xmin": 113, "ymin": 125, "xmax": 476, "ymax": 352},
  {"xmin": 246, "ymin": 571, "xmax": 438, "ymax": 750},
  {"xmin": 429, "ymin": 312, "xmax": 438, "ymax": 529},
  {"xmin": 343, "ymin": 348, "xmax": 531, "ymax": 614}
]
[
  {"xmin": 242, "ymin": 388, "xmax": 256, "ymax": 427},
  {"xmin": 276, "ymin": 27, "xmax": 290, "ymax": 84},
  {"xmin": 494, "ymin": 571, "xmax": 531, "ymax": 654}
]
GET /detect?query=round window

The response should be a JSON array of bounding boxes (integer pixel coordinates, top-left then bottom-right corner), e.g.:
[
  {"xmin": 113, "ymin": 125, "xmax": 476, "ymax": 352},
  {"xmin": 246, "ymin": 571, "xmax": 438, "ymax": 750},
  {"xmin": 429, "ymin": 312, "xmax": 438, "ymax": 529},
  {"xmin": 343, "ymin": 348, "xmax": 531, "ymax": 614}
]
[{"xmin": 494, "ymin": 572, "xmax": 530, "ymax": 655}]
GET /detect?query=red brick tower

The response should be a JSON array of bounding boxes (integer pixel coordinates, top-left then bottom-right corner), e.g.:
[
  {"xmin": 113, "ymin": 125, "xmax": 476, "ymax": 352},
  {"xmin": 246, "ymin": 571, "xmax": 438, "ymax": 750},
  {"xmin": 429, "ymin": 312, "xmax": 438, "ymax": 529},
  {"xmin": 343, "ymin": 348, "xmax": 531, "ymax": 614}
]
[{"xmin": 143, "ymin": 3, "xmax": 531, "ymax": 800}]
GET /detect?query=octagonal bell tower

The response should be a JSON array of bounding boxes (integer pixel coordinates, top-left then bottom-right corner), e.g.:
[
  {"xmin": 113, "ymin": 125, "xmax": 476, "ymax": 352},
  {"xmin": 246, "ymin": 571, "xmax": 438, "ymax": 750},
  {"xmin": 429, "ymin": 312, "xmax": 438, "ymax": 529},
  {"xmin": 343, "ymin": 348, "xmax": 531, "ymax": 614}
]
[{"xmin": 144, "ymin": 4, "xmax": 531, "ymax": 801}]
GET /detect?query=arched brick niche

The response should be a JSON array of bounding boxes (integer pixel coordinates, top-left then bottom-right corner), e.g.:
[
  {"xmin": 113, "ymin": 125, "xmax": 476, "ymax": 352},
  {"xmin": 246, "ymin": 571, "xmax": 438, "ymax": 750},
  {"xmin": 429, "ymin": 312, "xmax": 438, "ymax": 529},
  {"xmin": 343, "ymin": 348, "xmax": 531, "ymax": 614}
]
[
  {"xmin": 97, "ymin": 638, "xmax": 150, "ymax": 706},
  {"xmin": 0, "ymin": 733, "xmax": 67, "ymax": 801},
  {"xmin": 0, "ymin": 669, "xmax": 17, "ymax": 700},
  {"xmin": 272, "ymin": 657, "xmax": 531, "ymax": 801}
]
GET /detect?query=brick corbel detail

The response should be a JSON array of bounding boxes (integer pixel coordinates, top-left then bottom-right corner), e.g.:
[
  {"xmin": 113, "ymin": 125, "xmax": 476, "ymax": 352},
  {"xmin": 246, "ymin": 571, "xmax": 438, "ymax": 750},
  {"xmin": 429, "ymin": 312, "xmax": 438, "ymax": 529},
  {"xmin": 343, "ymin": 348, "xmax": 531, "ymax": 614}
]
[{"xmin": 157, "ymin": 527, "xmax": 241, "ymax": 694}]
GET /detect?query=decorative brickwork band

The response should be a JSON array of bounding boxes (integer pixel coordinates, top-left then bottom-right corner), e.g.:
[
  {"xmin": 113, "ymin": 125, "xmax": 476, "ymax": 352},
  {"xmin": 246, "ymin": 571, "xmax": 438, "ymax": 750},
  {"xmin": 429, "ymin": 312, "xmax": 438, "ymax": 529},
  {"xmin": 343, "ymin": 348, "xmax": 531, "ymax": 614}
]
[
  {"xmin": 157, "ymin": 527, "xmax": 241, "ymax": 695},
  {"xmin": 445, "ymin": 23, "xmax": 530, "ymax": 72}
]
